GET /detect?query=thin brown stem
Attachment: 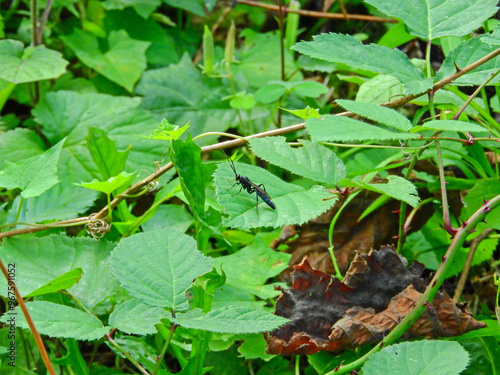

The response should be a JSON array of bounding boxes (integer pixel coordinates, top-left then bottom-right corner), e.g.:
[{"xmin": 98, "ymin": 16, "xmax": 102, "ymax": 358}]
[
  {"xmin": 435, "ymin": 140, "xmax": 457, "ymax": 235},
  {"xmin": 0, "ymin": 258, "xmax": 56, "ymax": 374},
  {"xmin": 236, "ymin": 0, "xmax": 396, "ymax": 23}
]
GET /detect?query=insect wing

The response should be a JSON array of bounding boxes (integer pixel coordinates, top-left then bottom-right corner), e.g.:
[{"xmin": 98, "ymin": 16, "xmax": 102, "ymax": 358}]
[{"xmin": 249, "ymin": 181, "xmax": 276, "ymax": 210}]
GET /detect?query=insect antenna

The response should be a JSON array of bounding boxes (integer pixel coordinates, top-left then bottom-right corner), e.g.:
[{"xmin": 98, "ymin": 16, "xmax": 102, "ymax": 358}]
[{"xmin": 221, "ymin": 149, "xmax": 238, "ymax": 176}]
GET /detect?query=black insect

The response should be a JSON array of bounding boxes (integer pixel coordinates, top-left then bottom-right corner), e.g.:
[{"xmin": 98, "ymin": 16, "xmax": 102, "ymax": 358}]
[{"xmin": 223, "ymin": 151, "xmax": 276, "ymax": 212}]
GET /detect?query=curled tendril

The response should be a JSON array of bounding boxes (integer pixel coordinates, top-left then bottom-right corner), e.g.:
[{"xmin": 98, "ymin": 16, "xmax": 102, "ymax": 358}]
[
  {"xmin": 147, "ymin": 180, "xmax": 159, "ymax": 191},
  {"xmin": 399, "ymin": 140, "xmax": 412, "ymax": 159},
  {"xmin": 153, "ymin": 150, "xmax": 169, "ymax": 171},
  {"xmin": 85, "ymin": 213, "xmax": 110, "ymax": 239}
]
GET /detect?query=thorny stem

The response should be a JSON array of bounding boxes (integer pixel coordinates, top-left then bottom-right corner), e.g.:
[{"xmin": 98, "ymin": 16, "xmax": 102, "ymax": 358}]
[
  {"xmin": 403, "ymin": 198, "xmax": 435, "ymax": 234},
  {"xmin": 329, "ymin": 194, "xmax": 500, "ymax": 374},
  {"xmin": 435, "ymin": 140, "xmax": 457, "ymax": 235},
  {"xmin": 0, "ymin": 258, "xmax": 56, "ymax": 374},
  {"xmin": 2, "ymin": 45, "xmax": 500, "ymax": 240},
  {"xmin": 453, "ymin": 227, "xmax": 495, "ymax": 303}
]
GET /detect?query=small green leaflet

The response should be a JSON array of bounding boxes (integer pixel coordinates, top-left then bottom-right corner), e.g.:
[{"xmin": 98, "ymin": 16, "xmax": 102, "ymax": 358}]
[
  {"xmin": 1, "ymin": 301, "xmax": 109, "ymax": 341},
  {"xmin": 307, "ymin": 115, "xmax": 419, "ymax": 143},
  {"xmin": 25, "ymin": 268, "xmax": 83, "ymax": 298},
  {"xmin": 0, "ymin": 138, "xmax": 65, "ymax": 198},
  {"xmin": 108, "ymin": 299, "xmax": 170, "ymax": 335},
  {"xmin": 345, "ymin": 176, "xmax": 420, "ymax": 207},
  {"xmin": 147, "ymin": 118, "xmax": 190, "ymax": 140},
  {"xmin": 168, "ymin": 306, "xmax": 290, "ymax": 334},
  {"xmin": 282, "ymin": 106, "xmax": 320, "ymax": 120},
  {"xmin": 86, "ymin": 127, "xmax": 129, "ymax": 180},
  {"xmin": 411, "ymin": 119, "xmax": 488, "ymax": 133},
  {"xmin": 214, "ymin": 162, "xmax": 337, "ymax": 229},
  {"xmin": 335, "ymin": 99, "xmax": 412, "ymax": 131},
  {"xmin": 110, "ymin": 228, "xmax": 213, "ymax": 311},
  {"xmin": 250, "ymin": 137, "xmax": 346, "ymax": 185},
  {"xmin": 75, "ymin": 172, "xmax": 136, "ymax": 195}
]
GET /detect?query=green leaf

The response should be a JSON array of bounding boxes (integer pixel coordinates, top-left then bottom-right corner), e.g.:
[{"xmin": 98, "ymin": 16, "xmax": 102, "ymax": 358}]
[
  {"xmin": 292, "ymin": 81, "xmax": 328, "ymax": 97},
  {"xmin": 412, "ymin": 119, "xmax": 488, "ymax": 133},
  {"xmin": 25, "ymin": 268, "xmax": 83, "ymax": 298},
  {"xmin": 212, "ymin": 236, "xmax": 291, "ymax": 299},
  {"xmin": 136, "ymin": 54, "xmax": 238, "ymax": 143},
  {"xmin": 345, "ymin": 175, "xmax": 420, "ymax": 207},
  {"xmin": 356, "ymin": 74, "xmax": 404, "ymax": 104},
  {"xmin": 0, "ymin": 39, "xmax": 68, "ymax": 83},
  {"xmin": 86, "ymin": 127, "xmax": 129, "ymax": 180},
  {"xmin": 146, "ymin": 119, "xmax": 190, "ymax": 140},
  {"xmin": 76, "ymin": 172, "xmax": 135, "ymax": 195},
  {"xmin": 362, "ymin": 340, "xmax": 470, "ymax": 375},
  {"xmin": 214, "ymin": 162, "xmax": 337, "ymax": 229},
  {"xmin": 110, "ymin": 228, "xmax": 213, "ymax": 311},
  {"xmin": 0, "ymin": 129, "xmax": 46, "ymax": 169},
  {"xmin": 335, "ymin": 99, "xmax": 412, "ymax": 131},
  {"xmin": 0, "ymin": 138, "xmax": 65, "ymax": 198},
  {"xmin": 1, "ymin": 301, "xmax": 109, "ymax": 341},
  {"xmin": 292, "ymin": 33, "xmax": 432, "ymax": 95},
  {"xmin": 169, "ymin": 306, "xmax": 290, "ymax": 334},
  {"xmin": 282, "ymin": 106, "xmax": 320, "ymax": 120},
  {"xmin": 108, "ymin": 299, "xmax": 170, "ymax": 335},
  {"xmin": 463, "ymin": 179, "xmax": 500, "ymax": 230},
  {"xmin": 255, "ymin": 84, "xmax": 286, "ymax": 103},
  {"xmin": 306, "ymin": 115, "xmax": 419, "ymax": 143},
  {"xmin": 436, "ymin": 38, "xmax": 500, "ymax": 86},
  {"xmin": 239, "ymin": 335, "xmax": 275, "ymax": 361},
  {"xmin": 365, "ymin": 0, "xmax": 499, "ymax": 40},
  {"xmin": 0, "ymin": 235, "xmax": 118, "ymax": 310},
  {"xmin": 61, "ymin": 29, "xmax": 150, "ymax": 92},
  {"xmin": 250, "ymin": 137, "xmax": 346, "ymax": 185}
]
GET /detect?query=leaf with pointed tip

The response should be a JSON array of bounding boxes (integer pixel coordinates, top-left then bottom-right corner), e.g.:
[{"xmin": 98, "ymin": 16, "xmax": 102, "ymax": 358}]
[
  {"xmin": 25, "ymin": 268, "xmax": 83, "ymax": 298},
  {"xmin": 86, "ymin": 127, "xmax": 129, "ymax": 180},
  {"xmin": 292, "ymin": 33, "xmax": 432, "ymax": 95},
  {"xmin": 0, "ymin": 139, "xmax": 65, "ymax": 198},
  {"xmin": 307, "ymin": 116, "xmax": 418, "ymax": 143},
  {"xmin": 109, "ymin": 299, "xmax": 170, "ymax": 335}
]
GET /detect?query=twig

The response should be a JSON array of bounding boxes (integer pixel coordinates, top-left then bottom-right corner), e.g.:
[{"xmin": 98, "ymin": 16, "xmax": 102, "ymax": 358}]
[
  {"xmin": 236, "ymin": 0, "xmax": 396, "ymax": 23},
  {"xmin": 453, "ymin": 227, "xmax": 495, "ymax": 303},
  {"xmin": 0, "ymin": 258, "xmax": 56, "ymax": 374},
  {"xmin": 435, "ymin": 140, "xmax": 458, "ymax": 236}
]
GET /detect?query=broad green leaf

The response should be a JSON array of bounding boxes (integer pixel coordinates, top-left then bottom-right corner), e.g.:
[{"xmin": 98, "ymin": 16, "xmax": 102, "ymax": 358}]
[
  {"xmin": 25, "ymin": 268, "xmax": 83, "ymax": 298},
  {"xmin": 0, "ymin": 235, "xmax": 118, "ymax": 310},
  {"xmin": 108, "ymin": 299, "xmax": 170, "ymax": 335},
  {"xmin": 214, "ymin": 162, "xmax": 337, "ymax": 229},
  {"xmin": 212, "ymin": 236, "xmax": 291, "ymax": 299},
  {"xmin": 0, "ymin": 128, "xmax": 45, "ymax": 169},
  {"xmin": 232, "ymin": 29, "xmax": 302, "ymax": 88},
  {"xmin": 141, "ymin": 204, "xmax": 194, "ymax": 233},
  {"xmin": 463, "ymin": 179, "xmax": 500, "ymax": 230},
  {"xmin": 169, "ymin": 306, "xmax": 290, "ymax": 334},
  {"xmin": 412, "ymin": 119, "xmax": 488, "ymax": 133},
  {"xmin": 345, "ymin": 176, "xmax": 420, "ymax": 207},
  {"xmin": 306, "ymin": 115, "xmax": 419, "ymax": 143},
  {"xmin": 110, "ymin": 228, "xmax": 213, "ymax": 311},
  {"xmin": 0, "ymin": 139, "xmax": 64, "ymax": 198},
  {"xmin": 102, "ymin": 0, "xmax": 161, "ymax": 19},
  {"xmin": 238, "ymin": 335, "xmax": 275, "ymax": 361},
  {"xmin": 250, "ymin": 137, "xmax": 346, "ymax": 185},
  {"xmin": 136, "ymin": 54, "xmax": 238, "ymax": 143},
  {"xmin": 292, "ymin": 33, "xmax": 432, "ymax": 95},
  {"xmin": 61, "ymin": 29, "xmax": 150, "ymax": 92},
  {"xmin": 282, "ymin": 106, "xmax": 320, "ymax": 120},
  {"xmin": 365, "ymin": 0, "xmax": 498, "ymax": 40},
  {"xmin": 362, "ymin": 340, "xmax": 469, "ymax": 375},
  {"xmin": 436, "ymin": 38, "xmax": 500, "ymax": 86},
  {"xmin": 336, "ymin": 99, "xmax": 412, "ymax": 131},
  {"xmin": 0, "ymin": 39, "xmax": 68, "ymax": 83},
  {"xmin": 76, "ymin": 172, "xmax": 135, "ymax": 195},
  {"xmin": 32, "ymin": 91, "xmax": 167, "ymax": 175},
  {"xmin": 86, "ymin": 127, "xmax": 129, "ymax": 180},
  {"xmin": 1, "ymin": 301, "xmax": 109, "ymax": 341},
  {"xmin": 356, "ymin": 74, "xmax": 404, "ymax": 104}
]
